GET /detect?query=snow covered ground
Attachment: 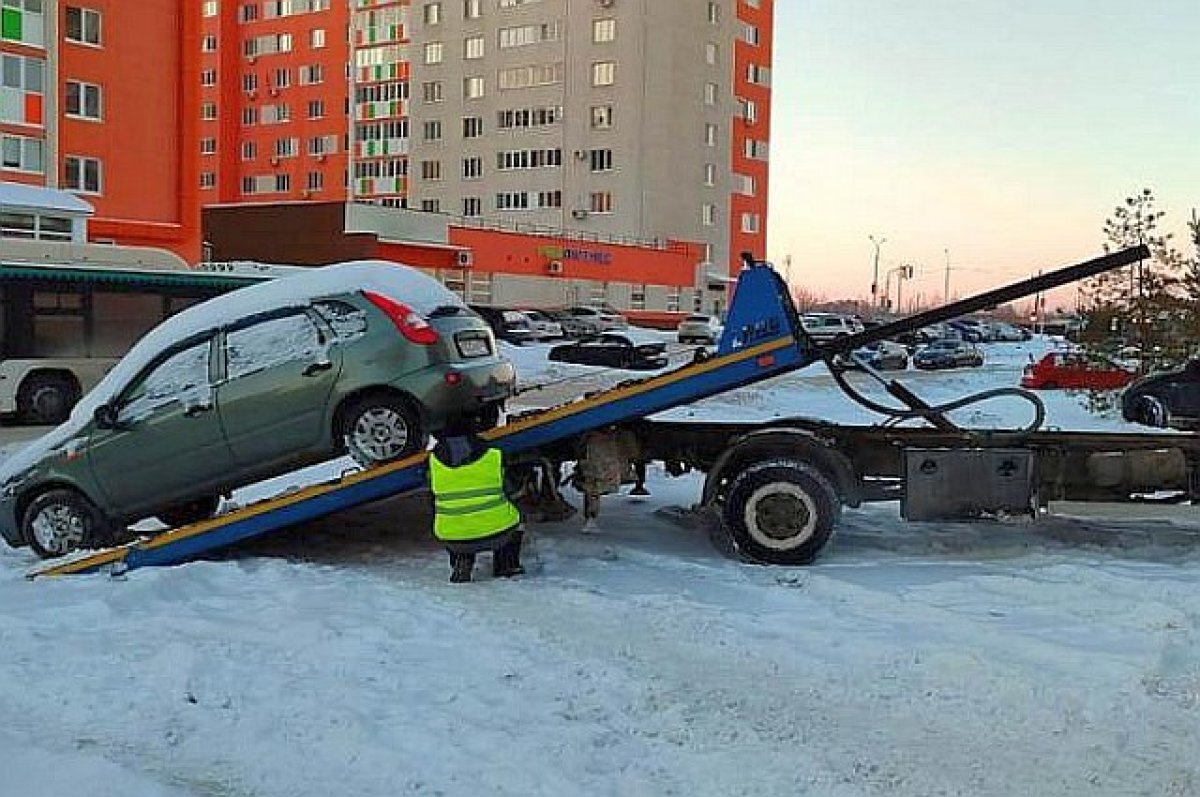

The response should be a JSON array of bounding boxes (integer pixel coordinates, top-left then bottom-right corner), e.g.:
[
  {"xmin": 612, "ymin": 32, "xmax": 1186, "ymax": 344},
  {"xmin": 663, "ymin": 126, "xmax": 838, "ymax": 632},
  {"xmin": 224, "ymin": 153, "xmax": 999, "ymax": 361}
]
[{"xmin": 2, "ymin": 336, "xmax": 1199, "ymax": 797}]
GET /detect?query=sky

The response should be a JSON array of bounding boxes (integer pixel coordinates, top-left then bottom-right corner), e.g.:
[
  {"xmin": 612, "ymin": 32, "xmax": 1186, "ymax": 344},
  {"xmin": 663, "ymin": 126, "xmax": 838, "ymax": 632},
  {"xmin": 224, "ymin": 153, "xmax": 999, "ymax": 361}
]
[{"xmin": 766, "ymin": 0, "xmax": 1200, "ymax": 312}]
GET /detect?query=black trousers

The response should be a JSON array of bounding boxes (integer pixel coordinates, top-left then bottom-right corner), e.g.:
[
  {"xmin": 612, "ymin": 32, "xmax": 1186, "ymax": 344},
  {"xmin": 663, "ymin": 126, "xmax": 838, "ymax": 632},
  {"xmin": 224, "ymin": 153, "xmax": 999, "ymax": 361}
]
[{"xmin": 446, "ymin": 526, "xmax": 523, "ymax": 579}]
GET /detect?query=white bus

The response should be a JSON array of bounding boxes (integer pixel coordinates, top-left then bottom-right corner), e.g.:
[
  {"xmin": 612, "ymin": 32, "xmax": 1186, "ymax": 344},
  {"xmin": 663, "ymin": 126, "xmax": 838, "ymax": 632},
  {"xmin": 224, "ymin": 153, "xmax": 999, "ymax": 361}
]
[{"xmin": 0, "ymin": 239, "xmax": 268, "ymax": 424}]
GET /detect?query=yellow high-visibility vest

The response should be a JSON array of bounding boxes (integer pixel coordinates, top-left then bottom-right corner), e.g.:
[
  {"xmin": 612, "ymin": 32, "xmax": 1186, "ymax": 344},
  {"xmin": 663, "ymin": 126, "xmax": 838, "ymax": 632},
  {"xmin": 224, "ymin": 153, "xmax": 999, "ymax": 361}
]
[{"xmin": 429, "ymin": 447, "xmax": 520, "ymax": 542}]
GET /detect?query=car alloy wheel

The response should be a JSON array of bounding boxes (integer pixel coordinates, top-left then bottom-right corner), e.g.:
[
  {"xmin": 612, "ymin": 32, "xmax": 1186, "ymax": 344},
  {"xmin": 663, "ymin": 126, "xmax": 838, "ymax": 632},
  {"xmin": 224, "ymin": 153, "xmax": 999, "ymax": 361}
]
[
  {"xmin": 22, "ymin": 488, "xmax": 109, "ymax": 559},
  {"xmin": 340, "ymin": 394, "xmax": 425, "ymax": 466}
]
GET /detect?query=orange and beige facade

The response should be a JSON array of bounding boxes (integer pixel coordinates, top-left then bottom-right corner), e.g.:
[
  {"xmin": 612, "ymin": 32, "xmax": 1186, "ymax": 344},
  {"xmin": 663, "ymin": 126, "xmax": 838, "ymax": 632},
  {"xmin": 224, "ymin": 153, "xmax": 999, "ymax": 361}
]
[
  {"xmin": 0, "ymin": 0, "xmax": 201, "ymax": 260},
  {"xmin": 199, "ymin": 0, "xmax": 773, "ymax": 314}
]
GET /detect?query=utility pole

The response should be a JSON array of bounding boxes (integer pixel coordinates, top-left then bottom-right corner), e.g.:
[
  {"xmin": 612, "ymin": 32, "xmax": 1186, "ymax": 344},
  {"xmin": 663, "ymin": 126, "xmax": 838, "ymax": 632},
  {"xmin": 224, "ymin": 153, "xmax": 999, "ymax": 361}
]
[
  {"xmin": 869, "ymin": 235, "xmax": 886, "ymax": 309},
  {"xmin": 943, "ymin": 248, "xmax": 951, "ymax": 304}
]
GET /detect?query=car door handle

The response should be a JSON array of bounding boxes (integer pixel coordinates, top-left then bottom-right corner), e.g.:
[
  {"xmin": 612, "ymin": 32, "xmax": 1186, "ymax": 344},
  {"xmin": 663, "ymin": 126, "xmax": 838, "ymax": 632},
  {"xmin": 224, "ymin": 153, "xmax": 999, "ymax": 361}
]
[
  {"xmin": 183, "ymin": 403, "xmax": 212, "ymax": 418},
  {"xmin": 303, "ymin": 360, "xmax": 333, "ymax": 377}
]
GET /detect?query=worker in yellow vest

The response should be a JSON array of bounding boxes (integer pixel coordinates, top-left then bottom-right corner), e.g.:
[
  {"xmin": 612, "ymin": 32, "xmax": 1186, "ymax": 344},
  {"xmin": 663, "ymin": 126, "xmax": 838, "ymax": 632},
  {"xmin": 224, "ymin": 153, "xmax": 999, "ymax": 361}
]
[{"xmin": 428, "ymin": 420, "xmax": 524, "ymax": 583}]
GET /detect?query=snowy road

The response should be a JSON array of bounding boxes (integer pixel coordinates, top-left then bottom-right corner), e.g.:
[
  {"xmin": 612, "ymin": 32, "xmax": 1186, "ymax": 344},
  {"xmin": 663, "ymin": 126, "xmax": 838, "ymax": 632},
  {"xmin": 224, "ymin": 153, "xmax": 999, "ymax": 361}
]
[{"xmin": 2, "ymin": 336, "xmax": 1199, "ymax": 796}]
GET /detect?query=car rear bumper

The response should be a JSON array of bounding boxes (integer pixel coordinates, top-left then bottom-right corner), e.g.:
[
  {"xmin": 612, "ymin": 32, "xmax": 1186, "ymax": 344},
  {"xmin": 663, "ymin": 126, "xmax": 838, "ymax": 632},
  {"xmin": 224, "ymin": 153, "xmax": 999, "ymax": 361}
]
[
  {"xmin": 411, "ymin": 360, "xmax": 517, "ymax": 420},
  {"xmin": 0, "ymin": 496, "xmax": 23, "ymax": 547}
]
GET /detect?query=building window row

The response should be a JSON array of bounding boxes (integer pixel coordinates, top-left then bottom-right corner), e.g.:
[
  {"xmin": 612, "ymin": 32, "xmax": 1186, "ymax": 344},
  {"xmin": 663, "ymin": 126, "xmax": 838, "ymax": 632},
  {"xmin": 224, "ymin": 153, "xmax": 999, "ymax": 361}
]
[
  {"xmin": 357, "ymin": 119, "xmax": 408, "ymax": 141},
  {"xmin": 498, "ymin": 62, "xmax": 563, "ymax": 91},
  {"xmin": 356, "ymin": 80, "xmax": 407, "ymax": 103},
  {"xmin": 498, "ymin": 21, "xmax": 561, "ymax": 49},
  {"xmin": 261, "ymin": 0, "xmax": 331, "ymax": 19},
  {"xmin": 1, "ymin": 0, "xmax": 46, "ymax": 48},
  {"xmin": 65, "ymin": 6, "xmax": 101, "ymax": 46},
  {"xmin": 355, "ymin": 158, "xmax": 406, "ymax": 178},
  {"xmin": 496, "ymin": 191, "xmax": 563, "ymax": 211},
  {"xmin": 0, "ymin": 209, "xmax": 73, "ymax": 241},
  {"xmin": 496, "ymin": 147, "xmax": 561, "ymax": 170},
  {"xmin": 496, "ymin": 105, "xmax": 561, "ymax": 130},
  {"xmin": 244, "ymin": 33, "xmax": 293, "ymax": 57},
  {"xmin": 242, "ymin": 174, "xmax": 291, "ymax": 194},
  {"xmin": 498, "ymin": 0, "xmax": 544, "ymax": 8},
  {"xmin": 1, "ymin": 132, "xmax": 42, "ymax": 172}
]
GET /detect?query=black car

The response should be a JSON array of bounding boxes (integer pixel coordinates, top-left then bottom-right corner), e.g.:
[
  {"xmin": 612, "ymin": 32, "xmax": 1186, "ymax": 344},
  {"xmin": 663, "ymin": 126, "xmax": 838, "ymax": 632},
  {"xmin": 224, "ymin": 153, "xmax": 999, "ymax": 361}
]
[
  {"xmin": 548, "ymin": 332, "xmax": 668, "ymax": 370},
  {"xmin": 469, "ymin": 305, "xmax": 536, "ymax": 345},
  {"xmin": 1121, "ymin": 360, "xmax": 1200, "ymax": 429},
  {"xmin": 913, "ymin": 339, "xmax": 984, "ymax": 370}
]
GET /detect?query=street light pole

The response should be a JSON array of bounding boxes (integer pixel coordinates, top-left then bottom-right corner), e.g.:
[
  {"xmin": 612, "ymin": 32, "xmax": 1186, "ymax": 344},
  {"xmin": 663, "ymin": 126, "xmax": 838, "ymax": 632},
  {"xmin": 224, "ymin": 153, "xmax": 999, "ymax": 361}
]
[
  {"xmin": 943, "ymin": 248, "xmax": 951, "ymax": 304},
  {"xmin": 869, "ymin": 235, "xmax": 886, "ymax": 309}
]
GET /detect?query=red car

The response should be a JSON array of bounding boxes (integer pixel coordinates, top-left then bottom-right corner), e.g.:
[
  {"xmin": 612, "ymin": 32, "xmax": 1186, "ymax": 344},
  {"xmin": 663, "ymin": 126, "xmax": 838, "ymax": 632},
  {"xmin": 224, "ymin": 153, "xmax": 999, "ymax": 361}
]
[{"xmin": 1020, "ymin": 352, "xmax": 1135, "ymax": 390}]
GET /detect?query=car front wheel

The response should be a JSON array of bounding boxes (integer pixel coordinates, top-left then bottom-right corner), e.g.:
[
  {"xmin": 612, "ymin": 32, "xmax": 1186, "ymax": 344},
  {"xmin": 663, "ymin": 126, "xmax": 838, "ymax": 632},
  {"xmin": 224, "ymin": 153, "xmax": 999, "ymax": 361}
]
[
  {"xmin": 339, "ymin": 394, "xmax": 426, "ymax": 466},
  {"xmin": 1135, "ymin": 395, "xmax": 1170, "ymax": 428},
  {"xmin": 22, "ymin": 488, "xmax": 111, "ymax": 559}
]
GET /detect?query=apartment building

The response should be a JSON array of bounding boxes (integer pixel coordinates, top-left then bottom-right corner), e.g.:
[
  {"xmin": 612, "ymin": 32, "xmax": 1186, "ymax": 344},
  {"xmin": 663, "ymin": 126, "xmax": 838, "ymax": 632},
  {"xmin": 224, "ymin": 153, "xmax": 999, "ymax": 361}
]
[
  {"xmin": 199, "ymin": 0, "xmax": 773, "ymax": 312},
  {"xmin": 1, "ymin": 0, "xmax": 201, "ymax": 260}
]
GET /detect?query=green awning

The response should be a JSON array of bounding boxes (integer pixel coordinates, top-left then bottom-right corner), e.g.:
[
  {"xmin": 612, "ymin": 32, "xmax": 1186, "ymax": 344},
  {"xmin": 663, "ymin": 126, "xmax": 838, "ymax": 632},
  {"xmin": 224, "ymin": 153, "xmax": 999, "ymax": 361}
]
[{"xmin": 0, "ymin": 263, "xmax": 267, "ymax": 291}]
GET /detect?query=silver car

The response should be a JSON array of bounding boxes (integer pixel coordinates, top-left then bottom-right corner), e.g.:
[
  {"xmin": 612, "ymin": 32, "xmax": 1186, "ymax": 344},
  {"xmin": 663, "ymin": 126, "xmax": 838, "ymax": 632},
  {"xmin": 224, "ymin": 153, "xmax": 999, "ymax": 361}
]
[{"xmin": 677, "ymin": 314, "xmax": 720, "ymax": 345}]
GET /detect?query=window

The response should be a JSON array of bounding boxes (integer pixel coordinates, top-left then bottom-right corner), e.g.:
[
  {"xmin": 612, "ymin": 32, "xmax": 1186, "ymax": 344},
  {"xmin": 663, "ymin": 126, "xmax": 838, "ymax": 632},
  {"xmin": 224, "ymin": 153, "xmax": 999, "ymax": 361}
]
[
  {"xmin": 734, "ymin": 173, "xmax": 755, "ymax": 195},
  {"xmin": 423, "ymin": 2, "xmax": 441, "ymax": 25},
  {"xmin": 741, "ymin": 212, "xmax": 760, "ymax": 234},
  {"xmin": 226, "ymin": 314, "xmax": 322, "ymax": 381},
  {"xmin": 462, "ymin": 156, "xmax": 482, "ymax": 179},
  {"xmin": 704, "ymin": 123, "xmax": 717, "ymax": 146},
  {"xmin": 201, "ymin": 34, "xmax": 218, "ymax": 52},
  {"xmin": 200, "ymin": 137, "xmax": 217, "ymax": 155},
  {"xmin": 590, "ymin": 105, "xmax": 612, "ymax": 129},
  {"xmin": 2, "ymin": 134, "xmax": 42, "ymax": 172},
  {"xmin": 592, "ymin": 18, "xmax": 615, "ymax": 43},
  {"xmin": 464, "ymin": 34, "xmax": 483, "ymax": 59},
  {"xmin": 498, "ymin": 21, "xmax": 562, "ymax": 48},
  {"xmin": 462, "ymin": 196, "xmax": 481, "ymax": 217},
  {"xmin": 275, "ymin": 173, "xmax": 290, "ymax": 191},
  {"xmin": 420, "ymin": 160, "xmax": 442, "ymax": 180},
  {"xmin": 242, "ymin": 107, "xmax": 257, "ymax": 125},
  {"xmin": 704, "ymin": 82, "xmax": 718, "ymax": 105},
  {"xmin": 701, "ymin": 203, "xmax": 715, "ymax": 226},
  {"xmin": 200, "ymin": 68, "xmax": 217, "ymax": 86},
  {"xmin": 589, "ymin": 148, "xmax": 612, "ymax": 172},
  {"xmin": 2, "ymin": 53, "xmax": 44, "ymax": 94},
  {"xmin": 495, "ymin": 191, "xmax": 529, "ymax": 210},
  {"xmin": 300, "ymin": 64, "xmax": 324, "ymax": 84},
  {"xmin": 243, "ymin": 73, "xmax": 258, "ymax": 92},
  {"xmin": 307, "ymin": 99, "xmax": 324, "ymax": 118},
  {"xmin": 420, "ymin": 199, "xmax": 440, "ymax": 213},
  {"xmin": 422, "ymin": 80, "xmax": 443, "ymax": 102},
  {"xmin": 202, "ymin": 1, "xmax": 219, "ymax": 17},
  {"xmin": 588, "ymin": 191, "xmax": 613, "ymax": 214},
  {"xmin": 703, "ymin": 163, "xmax": 716, "ymax": 186},
  {"xmin": 705, "ymin": 42, "xmax": 718, "ymax": 65},
  {"xmin": 274, "ymin": 137, "xmax": 297, "ymax": 157},
  {"xmin": 591, "ymin": 61, "xmax": 615, "ymax": 87},
  {"xmin": 201, "ymin": 101, "xmax": 218, "ymax": 120},
  {"xmin": 463, "ymin": 0, "xmax": 481, "ymax": 18},
  {"xmin": 537, "ymin": 190, "xmax": 561, "ymax": 208},
  {"xmin": 463, "ymin": 75, "xmax": 484, "ymax": 99},
  {"xmin": 741, "ymin": 22, "xmax": 759, "ymax": 45},
  {"xmin": 65, "ymin": 6, "xmax": 101, "ymax": 46},
  {"xmin": 424, "ymin": 41, "xmax": 443, "ymax": 64},
  {"xmin": 63, "ymin": 155, "xmax": 101, "ymax": 193},
  {"xmin": 747, "ymin": 63, "xmax": 771, "ymax": 86},
  {"xmin": 306, "ymin": 171, "xmax": 323, "ymax": 191},
  {"xmin": 240, "ymin": 3, "xmax": 258, "ymax": 22},
  {"xmin": 64, "ymin": 80, "xmax": 101, "ymax": 119},
  {"xmin": 706, "ymin": 1, "xmax": 719, "ymax": 23},
  {"xmin": 200, "ymin": 171, "xmax": 216, "ymax": 189},
  {"xmin": 273, "ymin": 67, "xmax": 290, "ymax": 87},
  {"xmin": 462, "ymin": 116, "xmax": 483, "ymax": 138},
  {"xmin": 121, "ymin": 340, "xmax": 212, "ymax": 422},
  {"xmin": 739, "ymin": 97, "xmax": 757, "ymax": 123},
  {"xmin": 242, "ymin": 141, "xmax": 257, "ymax": 160},
  {"xmin": 744, "ymin": 138, "xmax": 769, "ymax": 160},
  {"xmin": 310, "ymin": 28, "xmax": 325, "ymax": 48},
  {"xmin": 423, "ymin": 119, "xmax": 442, "ymax": 141}
]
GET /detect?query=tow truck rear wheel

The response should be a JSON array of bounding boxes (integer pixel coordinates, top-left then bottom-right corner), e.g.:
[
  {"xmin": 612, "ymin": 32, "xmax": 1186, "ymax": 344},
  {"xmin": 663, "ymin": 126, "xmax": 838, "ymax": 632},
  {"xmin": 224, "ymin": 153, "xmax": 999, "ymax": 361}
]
[{"xmin": 721, "ymin": 459, "xmax": 840, "ymax": 565}]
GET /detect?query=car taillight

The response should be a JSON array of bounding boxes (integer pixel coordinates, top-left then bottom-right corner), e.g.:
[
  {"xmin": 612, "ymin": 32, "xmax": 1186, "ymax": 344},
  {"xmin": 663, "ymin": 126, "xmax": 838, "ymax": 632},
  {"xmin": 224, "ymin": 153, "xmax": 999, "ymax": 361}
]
[{"xmin": 363, "ymin": 290, "xmax": 439, "ymax": 345}]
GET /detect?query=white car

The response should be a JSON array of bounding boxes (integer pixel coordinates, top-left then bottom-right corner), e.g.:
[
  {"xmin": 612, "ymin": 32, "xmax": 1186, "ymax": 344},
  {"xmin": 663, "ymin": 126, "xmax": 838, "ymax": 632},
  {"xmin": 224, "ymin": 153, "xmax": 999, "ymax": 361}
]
[
  {"xmin": 563, "ymin": 305, "xmax": 627, "ymax": 334},
  {"xmin": 800, "ymin": 313, "xmax": 861, "ymax": 343},
  {"xmin": 520, "ymin": 309, "xmax": 564, "ymax": 340},
  {"xmin": 676, "ymin": 314, "xmax": 721, "ymax": 345}
]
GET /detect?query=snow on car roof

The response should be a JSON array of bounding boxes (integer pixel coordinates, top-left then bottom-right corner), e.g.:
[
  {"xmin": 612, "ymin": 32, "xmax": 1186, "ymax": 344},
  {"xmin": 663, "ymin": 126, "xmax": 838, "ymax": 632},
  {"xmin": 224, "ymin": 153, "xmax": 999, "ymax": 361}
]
[{"xmin": 0, "ymin": 261, "xmax": 461, "ymax": 484}]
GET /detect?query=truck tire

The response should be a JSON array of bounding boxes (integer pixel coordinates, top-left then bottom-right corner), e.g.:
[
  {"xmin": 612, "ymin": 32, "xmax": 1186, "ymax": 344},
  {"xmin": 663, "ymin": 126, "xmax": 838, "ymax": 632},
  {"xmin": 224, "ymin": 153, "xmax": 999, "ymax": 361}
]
[
  {"xmin": 22, "ymin": 488, "xmax": 111, "ymax": 559},
  {"xmin": 18, "ymin": 373, "xmax": 78, "ymax": 425},
  {"xmin": 721, "ymin": 459, "xmax": 841, "ymax": 565}
]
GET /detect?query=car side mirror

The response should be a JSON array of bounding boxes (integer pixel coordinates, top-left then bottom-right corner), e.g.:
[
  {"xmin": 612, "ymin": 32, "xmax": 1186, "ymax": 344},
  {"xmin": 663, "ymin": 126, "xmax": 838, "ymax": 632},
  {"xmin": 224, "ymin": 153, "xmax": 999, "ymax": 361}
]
[{"xmin": 93, "ymin": 403, "xmax": 120, "ymax": 429}]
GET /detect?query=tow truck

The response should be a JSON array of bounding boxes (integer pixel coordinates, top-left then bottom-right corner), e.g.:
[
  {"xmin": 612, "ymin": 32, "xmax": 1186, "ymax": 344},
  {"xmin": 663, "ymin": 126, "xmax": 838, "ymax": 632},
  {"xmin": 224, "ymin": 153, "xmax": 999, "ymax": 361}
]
[{"xmin": 35, "ymin": 244, "xmax": 1200, "ymax": 578}]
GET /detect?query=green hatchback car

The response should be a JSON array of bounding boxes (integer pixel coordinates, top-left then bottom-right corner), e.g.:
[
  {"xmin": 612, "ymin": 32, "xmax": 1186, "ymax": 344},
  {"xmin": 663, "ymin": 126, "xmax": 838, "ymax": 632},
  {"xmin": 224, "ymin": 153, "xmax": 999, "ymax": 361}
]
[{"xmin": 0, "ymin": 261, "xmax": 515, "ymax": 558}]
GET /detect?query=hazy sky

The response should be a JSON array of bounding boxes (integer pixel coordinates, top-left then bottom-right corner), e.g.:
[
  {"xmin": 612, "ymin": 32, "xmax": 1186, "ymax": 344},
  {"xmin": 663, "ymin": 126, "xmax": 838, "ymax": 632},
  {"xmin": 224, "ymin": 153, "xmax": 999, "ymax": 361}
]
[{"xmin": 767, "ymin": 1, "xmax": 1199, "ymax": 310}]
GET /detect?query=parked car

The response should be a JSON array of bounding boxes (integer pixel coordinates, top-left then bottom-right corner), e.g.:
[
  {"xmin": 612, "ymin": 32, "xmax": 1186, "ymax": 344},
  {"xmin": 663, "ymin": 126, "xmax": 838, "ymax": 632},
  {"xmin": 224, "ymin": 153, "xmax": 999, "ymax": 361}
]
[
  {"xmin": 519, "ymin": 309, "xmax": 564, "ymax": 341},
  {"xmin": 1121, "ymin": 359, "xmax": 1200, "ymax": 429},
  {"xmin": 0, "ymin": 261, "xmax": 517, "ymax": 558},
  {"xmin": 549, "ymin": 332, "xmax": 668, "ymax": 370},
  {"xmin": 800, "ymin": 313, "xmax": 861, "ymax": 343},
  {"xmin": 676, "ymin": 313, "xmax": 721, "ymax": 345},
  {"xmin": 469, "ymin": 305, "xmax": 536, "ymax": 345},
  {"xmin": 561, "ymin": 305, "xmax": 627, "ymax": 335},
  {"xmin": 840, "ymin": 340, "xmax": 909, "ymax": 371},
  {"xmin": 992, "ymin": 322, "xmax": 1032, "ymax": 342},
  {"xmin": 945, "ymin": 319, "xmax": 984, "ymax": 343},
  {"xmin": 1020, "ymin": 352, "xmax": 1136, "ymax": 390},
  {"xmin": 913, "ymin": 339, "xmax": 984, "ymax": 370}
]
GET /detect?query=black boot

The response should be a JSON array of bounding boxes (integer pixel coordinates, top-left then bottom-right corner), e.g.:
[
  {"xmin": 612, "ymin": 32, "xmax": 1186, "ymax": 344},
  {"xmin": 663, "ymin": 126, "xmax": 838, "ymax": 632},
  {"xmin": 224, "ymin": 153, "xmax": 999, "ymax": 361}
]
[
  {"xmin": 493, "ymin": 536, "xmax": 525, "ymax": 578},
  {"xmin": 449, "ymin": 552, "xmax": 474, "ymax": 583}
]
